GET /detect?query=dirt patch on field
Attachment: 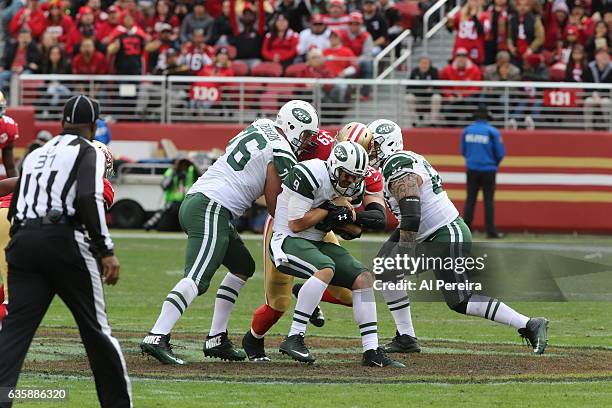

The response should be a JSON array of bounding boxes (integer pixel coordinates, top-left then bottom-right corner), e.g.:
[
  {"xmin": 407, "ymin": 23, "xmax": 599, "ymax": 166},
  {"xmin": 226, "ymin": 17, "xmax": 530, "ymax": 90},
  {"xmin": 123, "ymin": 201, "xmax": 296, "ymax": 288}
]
[{"xmin": 25, "ymin": 329, "xmax": 612, "ymax": 384}]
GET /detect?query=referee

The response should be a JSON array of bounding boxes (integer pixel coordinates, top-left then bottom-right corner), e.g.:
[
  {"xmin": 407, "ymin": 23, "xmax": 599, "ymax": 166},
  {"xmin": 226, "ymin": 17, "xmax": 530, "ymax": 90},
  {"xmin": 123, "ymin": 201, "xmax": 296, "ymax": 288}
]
[{"xmin": 0, "ymin": 96, "xmax": 132, "ymax": 408}]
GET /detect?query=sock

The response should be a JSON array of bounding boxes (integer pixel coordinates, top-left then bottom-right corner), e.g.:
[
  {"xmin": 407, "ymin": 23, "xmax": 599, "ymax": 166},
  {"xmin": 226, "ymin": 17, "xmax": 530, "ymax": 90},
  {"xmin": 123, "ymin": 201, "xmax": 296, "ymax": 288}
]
[
  {"xmin": 289, "ymin": 277, "xmax": 328, "ymax": 336},
  {"xmin": 251, "ymin": 303, "xmax": 284, "ymax": 337},
  {"xmin": 352, "ymin": 288, "xmax": 379, "ymax": 352},
  {"xmin": 466, "ymin": 295, "xmax": 530, "ymax": 329},
  {"xmin": 0, "ymin": 302, "xmax": 7, "ymax": 321},
  {"xmin": 0, "ymin": 285, "xmax": 4, "ymax": 304},
  {"xmin": 321, "ymin": 289, "xmax": 352, "ymax": 306},
  {"xmin": 382, "ymin": 288, "xmax": 416, "ymax": 337},
  {"xmin": 151, "ymin": 278, "xmax": 198, "ymax": 335},
  {"xmin": 209, "ymin": 273, "xmax": 246, "ymax": 336}
]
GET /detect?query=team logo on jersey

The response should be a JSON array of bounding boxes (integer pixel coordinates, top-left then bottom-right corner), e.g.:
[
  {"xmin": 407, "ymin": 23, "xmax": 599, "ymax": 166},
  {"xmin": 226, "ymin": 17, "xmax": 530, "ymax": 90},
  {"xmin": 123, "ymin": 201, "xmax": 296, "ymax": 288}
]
[
  {"xmin": 375, "ymin": 122, "xmax": 395, "ymax": 135},
  {"xmin": 292, "ymin": 108, "xmax": 312, "ymax": 124},
  {"xmin": 333, "ymin": 145, "xmax": 348, "ymax": 161}
]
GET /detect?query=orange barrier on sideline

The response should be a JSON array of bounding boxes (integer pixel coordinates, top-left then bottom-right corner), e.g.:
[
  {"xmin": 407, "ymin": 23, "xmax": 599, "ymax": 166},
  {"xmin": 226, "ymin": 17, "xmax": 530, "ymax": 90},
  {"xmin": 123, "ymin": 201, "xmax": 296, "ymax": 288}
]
[{"xmin": 29, "ymin": 121, "xmax": 612, "ymax": 233}]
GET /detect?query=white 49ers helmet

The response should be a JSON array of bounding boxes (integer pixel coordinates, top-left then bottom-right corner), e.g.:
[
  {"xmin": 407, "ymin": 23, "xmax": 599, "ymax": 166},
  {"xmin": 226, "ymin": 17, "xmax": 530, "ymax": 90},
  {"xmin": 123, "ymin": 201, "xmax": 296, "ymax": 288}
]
[
  {"xmin": 275, "ymin": 100, "xmax": 319, "ymax": 155},
  {"xmin": 92, "ymin": 140, "xmax": 114, "ymax": 178},
  {"xmin": 367, "ymin": 119, "xmax": 404, "ymax": 168},
  {"xmin": 336, "ymin": 122, "xmax": 373, "ymax": 155},
  {"xmin": 327, "ymin": 141, "xmax": 369, "ymax": 197}
]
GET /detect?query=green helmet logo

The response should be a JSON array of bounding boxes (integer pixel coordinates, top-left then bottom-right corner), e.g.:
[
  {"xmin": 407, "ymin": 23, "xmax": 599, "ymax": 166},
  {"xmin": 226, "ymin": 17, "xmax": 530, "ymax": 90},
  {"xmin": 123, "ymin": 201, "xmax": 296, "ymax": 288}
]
[
  {"xmin": 334, "ymin": 145, "xmax": 348, "ymax": 162},
  {"xmin": 375, "ymin": 122, "xmax": 395, "ymax": 135},
  {"xmin": 292, "ymin": 107, "xmax": 312, "ymax": 124}
]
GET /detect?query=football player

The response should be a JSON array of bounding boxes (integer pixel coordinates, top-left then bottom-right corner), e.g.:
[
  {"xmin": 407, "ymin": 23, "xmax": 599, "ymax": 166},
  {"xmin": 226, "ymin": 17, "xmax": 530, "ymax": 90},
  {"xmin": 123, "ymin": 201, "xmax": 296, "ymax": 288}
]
[
  {"xmin": 242, "ymin": 123, "xmax": 388, "ymax": 362},
  {"xmin": 367, "ymin": 119, "xmax": 549, "ymax": 355},
  {"xmin": 0, "ymin": 92, "xmax": 17, "ymax": 325},
  {"xmin": 270, "ymin": 140, "xmax": 403, "ymax": 367},
  {"xmin": 141, "ymin": 100, "xmax": 319, "ymax": 364}
]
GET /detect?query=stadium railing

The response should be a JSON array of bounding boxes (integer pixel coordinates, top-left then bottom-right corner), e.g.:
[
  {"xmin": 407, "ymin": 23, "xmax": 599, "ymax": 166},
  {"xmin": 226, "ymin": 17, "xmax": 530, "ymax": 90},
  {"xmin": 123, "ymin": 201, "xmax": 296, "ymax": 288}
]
[{"xmin": 15, "ymin": 74, "xmax": 612, "ymax": 130}]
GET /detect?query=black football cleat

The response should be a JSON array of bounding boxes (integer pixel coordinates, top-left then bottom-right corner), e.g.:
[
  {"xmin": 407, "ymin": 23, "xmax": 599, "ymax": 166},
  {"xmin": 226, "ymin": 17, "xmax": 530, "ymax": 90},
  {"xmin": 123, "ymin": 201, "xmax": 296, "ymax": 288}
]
[
  {"xmin": 362, "ymin": 347, "xmax": 405, "ymax": 368},
  {"xmin": 242, "ymin": 330, "xmax": 270, "ymax": 362},
  {"xmin": 279, "ymin": 333, "xmax": 315, "ymax": 363},
  {"xmin": 203, "ymin": 331, "xmax": 247, "ymax": 361},
  {"xmin": 381, "ymin": 331, "xmax": 421, "ymax": 353},
  {"xmin": 518, "ymin": 317, "xmax": 549, "ymax": 355},
  {"xmin": 140, "ymin": 333, "xmax": 184, "ymax": 365}
]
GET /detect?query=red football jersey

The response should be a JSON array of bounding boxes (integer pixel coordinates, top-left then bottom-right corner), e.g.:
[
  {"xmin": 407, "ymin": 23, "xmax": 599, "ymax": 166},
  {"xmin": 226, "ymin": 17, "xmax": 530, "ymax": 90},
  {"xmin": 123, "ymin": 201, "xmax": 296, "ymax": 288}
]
[
  {"xmin": 0, "ymin": 115, "xmax": 19, "ymax": 148},
  {"xmin": 103, "ymin": 178, "xmax": 115, "ymax": 210},
  {"xmin": 299, "ymin": 129, "xmax": 335, "ymax": 161},
  {"xmin": 0, "ymin": 193, "xmax": 12, "ymax": 209},
  {"xmin": 364, "ymin": 166, "xmax": 383, "ymax": 194}
]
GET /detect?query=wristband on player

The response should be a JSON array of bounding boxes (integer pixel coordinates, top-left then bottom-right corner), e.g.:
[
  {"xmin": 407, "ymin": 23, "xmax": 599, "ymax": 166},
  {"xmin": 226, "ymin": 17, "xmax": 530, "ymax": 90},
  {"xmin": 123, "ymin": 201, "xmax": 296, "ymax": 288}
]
[{"xmin": 399, "ymin": 196, "xmax": 421, "ymax": 232}]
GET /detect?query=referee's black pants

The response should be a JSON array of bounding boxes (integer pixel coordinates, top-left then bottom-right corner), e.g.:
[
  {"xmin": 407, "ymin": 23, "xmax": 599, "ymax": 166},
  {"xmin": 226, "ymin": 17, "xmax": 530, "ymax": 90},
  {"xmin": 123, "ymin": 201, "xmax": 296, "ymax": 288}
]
[
  {"xmin": 0, "ymin": 224, "xmax": 132, "ymax": 408},
  {"xmin": 463, "ymin": 170, "xmax": 498, "ymax": 236}
]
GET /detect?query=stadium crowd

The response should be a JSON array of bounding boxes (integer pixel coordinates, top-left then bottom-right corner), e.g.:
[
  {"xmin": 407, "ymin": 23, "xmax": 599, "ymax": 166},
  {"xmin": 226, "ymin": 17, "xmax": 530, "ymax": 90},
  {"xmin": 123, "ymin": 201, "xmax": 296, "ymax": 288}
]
[{"xmin": 0, "ymin": 0, "xmax": 611, "ymax": 127}]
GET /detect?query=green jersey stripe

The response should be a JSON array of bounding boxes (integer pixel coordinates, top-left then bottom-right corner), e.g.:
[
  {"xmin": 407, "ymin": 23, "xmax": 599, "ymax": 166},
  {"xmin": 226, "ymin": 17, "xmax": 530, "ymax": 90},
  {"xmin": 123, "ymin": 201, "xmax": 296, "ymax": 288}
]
[{"xmin": 297, "ymin": 164, "xmax": 320, "ymax": 188}]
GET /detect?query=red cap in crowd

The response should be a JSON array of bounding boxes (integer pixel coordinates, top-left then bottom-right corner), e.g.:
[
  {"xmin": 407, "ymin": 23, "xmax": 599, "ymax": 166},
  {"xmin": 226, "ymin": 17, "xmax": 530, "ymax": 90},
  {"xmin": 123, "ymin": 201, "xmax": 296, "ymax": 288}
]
[
  {"xmin": 349, "ymin": 12, "xmax": 363, "ymax": 23},
  {"xmin": 526, "ymin": 54, "xmax": 542, "ymax": 67},
  {"xmin": 329, "ymin": 0, "xmax": 345, "ymax": 7},
  {"xmin": 566, "ymin": 26, "xmax": 579, "ymax": 36},
  {"xmin": 455, "ymin": 47, "xmax": 469, "ymax": 57},
  {"xmin": 311, "ymin": 14, "xmax": 324, "ymax": 24}
]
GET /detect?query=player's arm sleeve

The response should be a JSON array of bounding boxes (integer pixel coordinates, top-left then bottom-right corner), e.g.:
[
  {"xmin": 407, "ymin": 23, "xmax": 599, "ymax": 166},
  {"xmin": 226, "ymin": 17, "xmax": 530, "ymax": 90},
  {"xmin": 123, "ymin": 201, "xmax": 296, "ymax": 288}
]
[
  {"xmin": 283, "ymin": 164, "xmax": 317, "ymax": 200},
  {"xmin": 383, "ymin": 155, "xmax": 421, "ymax": 242},
  {"xmin": 75, "ymin": 146, "xmax": 114, "ymax": 257},
  {"xmin": 355, "ymin": 201, "xmax": 386, "ymax": 231},
  {"xmin": 272, "ymin": 147, "xmax": 298, "ymax": 181}
]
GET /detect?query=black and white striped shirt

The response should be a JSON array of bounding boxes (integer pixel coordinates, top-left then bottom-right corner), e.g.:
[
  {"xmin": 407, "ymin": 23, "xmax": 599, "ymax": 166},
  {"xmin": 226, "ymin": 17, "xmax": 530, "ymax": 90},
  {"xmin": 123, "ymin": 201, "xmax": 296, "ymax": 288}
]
[{"xmin": 10, "ymin": 133, "xmax": 114, "ymax": 257}]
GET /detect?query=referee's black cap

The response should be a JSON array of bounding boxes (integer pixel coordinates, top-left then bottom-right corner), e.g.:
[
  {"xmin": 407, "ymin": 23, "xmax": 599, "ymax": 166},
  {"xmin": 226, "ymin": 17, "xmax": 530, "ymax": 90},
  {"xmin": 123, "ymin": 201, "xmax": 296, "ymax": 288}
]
[{"xmin": 62, "ymin": 95, "xmax": 100, "ymax": 125}]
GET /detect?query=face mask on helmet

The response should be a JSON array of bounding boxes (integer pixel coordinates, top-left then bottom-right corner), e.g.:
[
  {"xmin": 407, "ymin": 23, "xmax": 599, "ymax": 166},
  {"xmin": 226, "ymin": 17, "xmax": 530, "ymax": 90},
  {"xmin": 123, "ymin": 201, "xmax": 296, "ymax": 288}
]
[
  {"xmin": 290, "ymin": 129, "xmax": 318, "ymax": 156},
  {"xmin": 327, "ymin": 141, "xmax": 368, "ymax": 197},
  {"xmin": 92, "ymin": 140, "xmax": 115, "ymax": 178},
  {"xmin": 0, "ymin": 92, "xmax": 6, "ymax": 118},
  {"xmin": 330, "ymin": 167, "xmax": 365, "ymax": 197},
  {"xmin": 367, "ymin": 119, "xmax": 403, "ymax": 168}
]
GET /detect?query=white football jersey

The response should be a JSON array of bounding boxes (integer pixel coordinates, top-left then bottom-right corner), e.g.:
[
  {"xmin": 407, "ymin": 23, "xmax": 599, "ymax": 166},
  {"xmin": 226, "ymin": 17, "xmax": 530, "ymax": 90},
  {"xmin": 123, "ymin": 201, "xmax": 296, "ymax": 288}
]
[
  {"xmin": 274, "ymin": 159, "xmax": 343, "ymax": 241},
  {"xmin": 189, "ymin": 118, "xmax": 297, "ymax": 218},
  {"xmin": 381, "ymin": 151, "xmax": 459, "ymax": 242}
]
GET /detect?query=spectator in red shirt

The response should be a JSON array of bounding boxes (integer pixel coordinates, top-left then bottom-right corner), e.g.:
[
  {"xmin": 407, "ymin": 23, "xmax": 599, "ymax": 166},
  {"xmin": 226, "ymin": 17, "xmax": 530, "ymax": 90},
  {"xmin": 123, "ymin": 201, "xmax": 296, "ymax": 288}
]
[
  {"xmin": 190, "ymin": 46, "xmax": 234, "ymax": 110},
  {"xmin": 341, "ymin": 12, "xmax": 374, "ymax": 98},
  {"xmin": 65, "ymin": 6, "xmax": 98, "ymax": 56},
  {"xmin": 106, "ymin": 13, "xmax": 148, "ymax": 75},
  {"xmin": 323, "ymin": 29, "xmax": 357, "ymax": 78},
  {"xmin": 323, "ymin": 0, "xmax": 350, "ymax": 31},
  {"xmin": 300, "ymin": 47, "xmax": 348, "ymax": 104},
  {"xmin": 261, "ymin": 13, "xmax": 299, "ymax": 67},
  {"xmin": 508, "ymin": 0, "xmax": 544, "ymax": 68},
  {"xmin": 146, "ymin": 0, "xmax": 181, "ymax": 38},
  {"xmin": 97, "ymin": 5, "xmax": 123, "ymax": 44},
  {"xmin": 179, "ymin": 29, "xmax": 214, "ymax": 73},
  {"xmin": 439, "ymin": 47, "xmax": 482, "ymax": 123},
  {"xmin": 0, "ymin": 28, "xmax": 41, "ymax": 95},
  {"xmin": 568, "ymin": 0, "xmax": 595, "ymax": 44},
  {"xmin": 73, "ymin": 37, "xmax": 109, "ymax": 75},
  {"xmin": 447, "ymin": 0, "xmax": 488, "ymax": 65},
  {"xmin": 484, "ymin": 0, "xmax": 511, "ymax": 65},
  {"xmin": 42, "ymin": 0, "xmax": 76, "ymax": 45},
  {"xmin": 544, "ymin": 0, "xmax": 570, "ymax": 51},
  {"xmin": 9, "ymin": 0, "xmax": 46, "ymax": 40}
]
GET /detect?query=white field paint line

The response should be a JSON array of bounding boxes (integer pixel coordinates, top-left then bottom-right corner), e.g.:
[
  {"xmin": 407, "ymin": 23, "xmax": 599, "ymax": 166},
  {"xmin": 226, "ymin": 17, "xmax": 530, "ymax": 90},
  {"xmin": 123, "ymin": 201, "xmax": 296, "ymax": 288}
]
[{"xmin": 21, "ymin": 373, "xmax": 612, "ymax": 386}]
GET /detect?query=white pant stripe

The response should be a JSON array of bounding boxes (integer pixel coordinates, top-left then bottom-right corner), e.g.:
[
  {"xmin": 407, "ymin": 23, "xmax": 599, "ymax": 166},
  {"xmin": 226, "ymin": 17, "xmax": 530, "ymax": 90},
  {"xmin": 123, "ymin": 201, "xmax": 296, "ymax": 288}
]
[
  {"xmin": 74, "ymin": 230, "xmax": 133, "ymax": 407},
  {"xmin": 195, "ymin": 202, "xmax": 220, "ymax": 286},
  {"xmin": 187, "ymin": 199, "xmax": 213, "ymax": 279}
]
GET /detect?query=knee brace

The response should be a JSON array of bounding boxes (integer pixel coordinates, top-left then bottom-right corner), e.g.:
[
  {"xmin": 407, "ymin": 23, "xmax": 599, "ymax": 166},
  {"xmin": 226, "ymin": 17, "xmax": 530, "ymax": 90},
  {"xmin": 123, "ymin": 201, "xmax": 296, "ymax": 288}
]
[{"xmin": 446, "ymin": 296, "xmax": 470, "ymax": 315}]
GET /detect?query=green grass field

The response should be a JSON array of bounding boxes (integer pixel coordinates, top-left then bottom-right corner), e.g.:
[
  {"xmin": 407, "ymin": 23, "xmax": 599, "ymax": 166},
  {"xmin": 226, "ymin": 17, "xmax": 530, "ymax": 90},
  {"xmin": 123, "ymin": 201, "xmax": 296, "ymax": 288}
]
[{"xmin": 10, "ymin": 232, "xmax": 612, "ymax": 407}]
